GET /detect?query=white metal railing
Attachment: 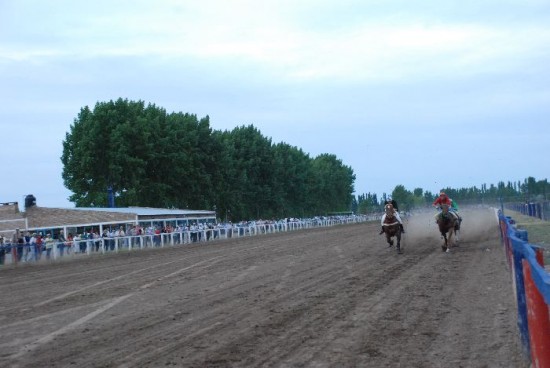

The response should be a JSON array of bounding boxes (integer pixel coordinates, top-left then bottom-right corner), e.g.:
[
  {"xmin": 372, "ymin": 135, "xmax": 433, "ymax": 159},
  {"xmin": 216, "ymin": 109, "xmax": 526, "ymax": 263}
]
[{"xmin": 0, "ymin": 215, "xmax": 368, "ymax": 266}]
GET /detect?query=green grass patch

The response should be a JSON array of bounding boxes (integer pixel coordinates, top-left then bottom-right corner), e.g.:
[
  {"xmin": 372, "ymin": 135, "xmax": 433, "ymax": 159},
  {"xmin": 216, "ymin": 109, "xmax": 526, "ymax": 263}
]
[{"xmin": 504, "ymin": 209, "xmax": 550, "ymax": 265}]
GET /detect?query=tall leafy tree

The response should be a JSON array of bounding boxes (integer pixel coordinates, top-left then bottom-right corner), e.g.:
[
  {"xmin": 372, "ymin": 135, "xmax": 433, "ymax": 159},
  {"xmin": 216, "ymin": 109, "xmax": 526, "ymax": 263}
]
[
  {"xmin": 61, "ymin": 99, "xmax": 358, "ymax": 220},
  {"xmin": 391, "ymin": 185, "xmax": 412, "ymax": 210},
  {"xmin": 272, "ymin": 143, "xmax": 312, "ymax": 218},
  {"xmin": 62, "ymin": 99, "xmax": 158, "ymax": 206},
  {"xmin": 219, "ymin": 125, "xmax": 276, "ymax": 220},
  {"xmin": 309, "ymin": 154, "xmax": 355, "ymax": 214}
]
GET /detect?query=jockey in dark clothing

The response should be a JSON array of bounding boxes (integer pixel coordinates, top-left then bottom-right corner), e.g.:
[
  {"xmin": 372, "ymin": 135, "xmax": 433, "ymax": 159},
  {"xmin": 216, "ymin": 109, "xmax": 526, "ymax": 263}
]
[{"xmin": 385, "ymin": 199, "xmax": 399, "ymax": 211}]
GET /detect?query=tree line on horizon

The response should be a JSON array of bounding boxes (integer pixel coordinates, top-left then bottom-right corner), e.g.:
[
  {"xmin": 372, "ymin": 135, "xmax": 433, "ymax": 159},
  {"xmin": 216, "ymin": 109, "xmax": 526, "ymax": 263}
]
[
  {"xmin": 61, "ymin": 98, "xmax": 548, "ymax": 221},
  {"xmin": 61, "ymin": 98, "xmax": 355, "ymax": 221},
  {"xmin": 353, "ymin": 177, "xmax": 550, "ymax": 214}
]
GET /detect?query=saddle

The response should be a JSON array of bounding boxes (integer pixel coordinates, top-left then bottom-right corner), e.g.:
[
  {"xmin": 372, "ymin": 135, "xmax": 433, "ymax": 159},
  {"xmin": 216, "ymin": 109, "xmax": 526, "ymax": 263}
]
[{"xmin": 383, "ymin": 214, "xmax": 399, "ymax": 226}]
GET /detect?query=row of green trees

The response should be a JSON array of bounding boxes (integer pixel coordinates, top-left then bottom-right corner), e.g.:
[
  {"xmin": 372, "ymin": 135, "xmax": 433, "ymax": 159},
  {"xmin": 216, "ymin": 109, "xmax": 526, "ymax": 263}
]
[
  {"xmin": 61, "ymin": 99, "xmax": 355, "ymax": 221},
  {"xmin": 353, "ymin": 178, "xmax": 550, "ymax": 214},
  {"xmin": 61, "ymin": 99, "xmax": 548, "ymax": 220}
]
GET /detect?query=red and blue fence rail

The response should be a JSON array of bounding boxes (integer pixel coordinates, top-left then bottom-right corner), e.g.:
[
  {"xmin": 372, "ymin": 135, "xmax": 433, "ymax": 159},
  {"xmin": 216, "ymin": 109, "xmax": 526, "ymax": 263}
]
[{"xmin": 499, "ymin": 211, "xmax": 550, "ymax": 367}]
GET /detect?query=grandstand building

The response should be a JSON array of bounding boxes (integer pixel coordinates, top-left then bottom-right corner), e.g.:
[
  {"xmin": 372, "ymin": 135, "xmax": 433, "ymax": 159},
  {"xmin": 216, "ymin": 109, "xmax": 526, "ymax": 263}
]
[{"xmin": 0, "ymin": 195, "xmax": 216, "ymax": 237}]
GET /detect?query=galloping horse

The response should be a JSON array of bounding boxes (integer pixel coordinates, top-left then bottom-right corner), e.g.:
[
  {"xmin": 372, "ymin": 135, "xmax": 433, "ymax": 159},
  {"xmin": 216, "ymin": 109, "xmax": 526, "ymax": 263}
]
[
  {"xmin": 382, "ymin": 203, "xmax": 402, "ymax": 254},
  {"xmin": 436, "ymin": 204, "xmax": 458, "ymax": 252}
]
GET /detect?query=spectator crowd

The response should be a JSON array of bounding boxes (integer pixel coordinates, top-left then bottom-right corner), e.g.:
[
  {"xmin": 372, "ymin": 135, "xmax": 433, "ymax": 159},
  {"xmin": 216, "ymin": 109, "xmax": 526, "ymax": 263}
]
[{"xmin": 0, "ymin": 215, "xmax": 366, "ymax": 266}]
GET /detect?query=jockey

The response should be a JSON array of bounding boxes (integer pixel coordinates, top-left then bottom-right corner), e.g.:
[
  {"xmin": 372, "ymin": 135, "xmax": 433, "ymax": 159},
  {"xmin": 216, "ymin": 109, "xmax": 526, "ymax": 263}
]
[
  {"xmin": 379, "ymin": 197, "xmax": 405, "ymax": 234},
  {"xmin": 449, "ymin": 197, "xmax": 462, "ymax": 221},
  {"xmin": 450, "ymin": 197, "xmax": 459, "ymax": 212},
  {"xmin": 433, "ymin": 192, "xmax": 459, "ymax": 221},
  {"xmin": 386, "ymin": 198, "xmax": 400, "ymax": 212}
]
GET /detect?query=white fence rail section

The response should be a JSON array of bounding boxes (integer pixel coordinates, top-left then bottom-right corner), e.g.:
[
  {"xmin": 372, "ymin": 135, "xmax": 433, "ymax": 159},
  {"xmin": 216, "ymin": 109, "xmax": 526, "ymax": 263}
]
[{"xmin": 0, "ymin": 215, "xmax": 369, "ymax": 265}]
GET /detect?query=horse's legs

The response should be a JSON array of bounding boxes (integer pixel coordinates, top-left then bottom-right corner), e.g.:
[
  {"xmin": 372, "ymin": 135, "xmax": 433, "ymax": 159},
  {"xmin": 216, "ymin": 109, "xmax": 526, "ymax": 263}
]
[
  {"xmin": 447, "ymin": 227, "xmax": 456, "ymax": 251},
  {"xmin": 396, "ymin": 232, "xmax": 402, "ymax": 254},
  {"xmin": 453, "ymin": 226, "xmax": 459, "ymax": 243},
  {"xmin": 446, "ymin": 229, "xmax": 454, "ymax": 252},
  {"xmin": 385, "ymin": 233, "xmax": 393, "ymax": 247},
  {"xmin": 442, "ymin": 233, "xmax": 448, "ymax": 252},
  {"xmin": 453, "ymin": 221, "xmax": 460, "ymax": 243}
]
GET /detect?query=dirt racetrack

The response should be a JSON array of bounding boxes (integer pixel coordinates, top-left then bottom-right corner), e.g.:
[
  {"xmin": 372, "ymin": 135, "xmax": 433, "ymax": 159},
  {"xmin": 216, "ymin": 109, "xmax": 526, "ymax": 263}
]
[{"xmin": 0, "ymin": 207, "xmax": 526, "ymax": 368}]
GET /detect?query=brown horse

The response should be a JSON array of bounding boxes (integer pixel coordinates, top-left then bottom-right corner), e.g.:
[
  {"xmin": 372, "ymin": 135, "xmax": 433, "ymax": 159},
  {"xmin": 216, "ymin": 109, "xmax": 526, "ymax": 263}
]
[
  {"xmin": 382, "ymin": 204, "xmax": 402, "ymax": 254},
  {"xmin": 436, "ymin": 204, "xmax": 458, "ymax": 252}
]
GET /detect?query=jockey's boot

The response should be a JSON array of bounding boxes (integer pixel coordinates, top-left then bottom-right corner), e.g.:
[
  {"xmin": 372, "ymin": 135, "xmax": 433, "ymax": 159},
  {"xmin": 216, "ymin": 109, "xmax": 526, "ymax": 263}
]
[
  {"xmin": 399, "ymin": 224, "xmax": 405, "ymax": 233},
  {"xmin": 379, "ymin": 226, "xmax": 385, "ymax": 235}
]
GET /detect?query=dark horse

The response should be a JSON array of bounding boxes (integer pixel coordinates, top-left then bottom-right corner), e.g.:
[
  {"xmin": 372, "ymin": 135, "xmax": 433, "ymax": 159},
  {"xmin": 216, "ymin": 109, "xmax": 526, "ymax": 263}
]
[
  {"xmin": 382, "ymin": 203, "xmax": 402, "ymax": 254},
  {"xmin": 436, "ymin": 204, "xmax": 459, "ymax": 252}
]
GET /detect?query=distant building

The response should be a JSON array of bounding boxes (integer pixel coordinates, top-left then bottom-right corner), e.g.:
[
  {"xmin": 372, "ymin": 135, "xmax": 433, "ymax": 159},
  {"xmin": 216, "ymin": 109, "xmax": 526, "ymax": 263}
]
[{"xmin": 0, "ymin": 195, "xmax": 216, "ymax": 237}]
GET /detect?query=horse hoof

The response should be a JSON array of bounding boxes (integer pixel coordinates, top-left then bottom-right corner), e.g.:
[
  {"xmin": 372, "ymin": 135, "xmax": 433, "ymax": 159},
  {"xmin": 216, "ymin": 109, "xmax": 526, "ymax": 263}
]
[
  {"xmin": 446, "ymin": 248, "xmax": 450, "ymax": 253},
  {"xmin": 397, "ymin": 249, "xmax": 403, "ymax": 254},
  {"xmin": 441, "ymin": 246, "xmax": 447, "ymax": 252}
]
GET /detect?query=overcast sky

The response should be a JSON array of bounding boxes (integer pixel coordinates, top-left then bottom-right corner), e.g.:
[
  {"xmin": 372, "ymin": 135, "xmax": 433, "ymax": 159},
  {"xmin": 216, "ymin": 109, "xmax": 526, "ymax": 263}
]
[{"xmin": 1, "ymin": 0, "xmax": 549, "ymax": 209}]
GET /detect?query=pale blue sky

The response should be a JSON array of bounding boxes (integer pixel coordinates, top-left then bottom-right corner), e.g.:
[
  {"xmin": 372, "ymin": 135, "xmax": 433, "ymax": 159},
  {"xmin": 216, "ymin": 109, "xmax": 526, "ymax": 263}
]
[{"xmin": 1, "ymin": 0, "xmax": 549, "ymax": 208}]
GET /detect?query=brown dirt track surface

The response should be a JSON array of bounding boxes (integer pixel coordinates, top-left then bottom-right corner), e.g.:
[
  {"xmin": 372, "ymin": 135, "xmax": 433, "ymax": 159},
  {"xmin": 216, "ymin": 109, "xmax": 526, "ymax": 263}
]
[{"xmin": 0, "ymin": 208, "xmax": 527, "ymax": 368}]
